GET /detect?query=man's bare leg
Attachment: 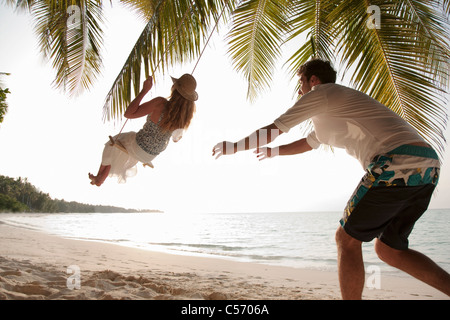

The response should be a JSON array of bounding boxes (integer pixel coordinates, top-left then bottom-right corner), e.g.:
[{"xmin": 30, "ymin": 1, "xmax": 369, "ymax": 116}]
[
  {"xmin": 375, "ymin": 239, "xmax": 450, "ymax": 296},
  {"xmin": 335, "ymin": 227, "xmax": 365, "ymax": 299}
]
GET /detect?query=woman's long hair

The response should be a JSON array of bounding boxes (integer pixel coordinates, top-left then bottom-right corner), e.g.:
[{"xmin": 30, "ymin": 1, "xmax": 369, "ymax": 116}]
[{"xmin": 159, "ymin": 89, "xmax": 196, "ymax": 132}]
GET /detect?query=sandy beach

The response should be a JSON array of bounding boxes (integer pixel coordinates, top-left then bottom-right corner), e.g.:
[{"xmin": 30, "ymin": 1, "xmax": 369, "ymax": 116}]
[{"xmin": 0, "ymin": 222, "xmax": 448, "ymax": 301}]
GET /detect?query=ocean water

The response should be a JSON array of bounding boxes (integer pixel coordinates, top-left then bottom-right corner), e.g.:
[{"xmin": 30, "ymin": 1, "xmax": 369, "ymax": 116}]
[{"xmin": 1, "ymin": 209, "xmax": 449, "ymax": 277}]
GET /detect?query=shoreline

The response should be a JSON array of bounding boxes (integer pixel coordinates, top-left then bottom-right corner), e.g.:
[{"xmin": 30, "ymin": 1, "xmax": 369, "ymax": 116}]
[{"xmin": 0, "ymin": 223, "xmax": 448, "ymax": 300}]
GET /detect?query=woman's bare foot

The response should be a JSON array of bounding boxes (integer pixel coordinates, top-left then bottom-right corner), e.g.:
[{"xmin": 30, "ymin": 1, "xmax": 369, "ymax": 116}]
[
  {"xmin": 88, "ymin": 173, "xmax": 101, "ymax": 186},
  {"xmin": 89, "ymin": 165, "xmax": 110, "ymax": 186}
]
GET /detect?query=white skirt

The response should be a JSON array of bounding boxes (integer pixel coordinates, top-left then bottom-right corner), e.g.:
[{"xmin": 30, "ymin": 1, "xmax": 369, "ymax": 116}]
[{"xmin": 101, "ymin": 132, "xmax": 156, "ymax": 183}]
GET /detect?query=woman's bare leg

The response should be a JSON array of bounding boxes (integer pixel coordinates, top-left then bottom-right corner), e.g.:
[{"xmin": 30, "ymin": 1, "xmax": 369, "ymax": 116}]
[{"xmin": 89, "ymin": 165, "xmax": 111, "ymax": 186}]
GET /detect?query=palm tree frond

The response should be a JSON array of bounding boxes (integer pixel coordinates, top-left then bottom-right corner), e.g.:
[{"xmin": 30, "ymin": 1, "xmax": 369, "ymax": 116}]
[
  {"xmin": 118, "ymin": 0, "xmax": 156, "ymax": 21},
  {"xmin": 103, "ymin": 0, "xmax": 236, "ymax": 121},
  {"xmin": 2, "ymin": 0, "xmax": 35, "ymax": 11},
  {"xmin": 284, "ymin": 0, "xmax": 338, "ymax": 81},
  {"xmin": 442, "ymin": 0, "xmax": 450, "ymax": 16},
  {"xmin": 102, "ymin": 0, "xmax": 165, "ymax": 122},
  {"xmin": 30, "ymin": 0, "xmax": 104, "ymax": 96},
  {"xmin": 5, "ymin": 0, "xmax": 449, "ymax": 155},
  {"xmin": 331, "ymin": 0, "xmax": 448, "ymax": 153},
  {"xmin": 227, "ymin": 0, "xmax": 291, "ymax": 101}
]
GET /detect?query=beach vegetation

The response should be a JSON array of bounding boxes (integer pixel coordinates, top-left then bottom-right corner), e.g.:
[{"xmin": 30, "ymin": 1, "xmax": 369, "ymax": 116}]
[
  {"xmin": 0, "ymin": 72, "xmax": 10, "ymax": 124},
  {"xmin": 3, "ymin": 0, "xmax": 449, "ymax": 153},
  {"xmin": 0, "ymin": 174, "xmax": 161, "ymax": 213},
  {"xmin": 0, "ymin": 193, "xmax": 29, "ymax": 212}
]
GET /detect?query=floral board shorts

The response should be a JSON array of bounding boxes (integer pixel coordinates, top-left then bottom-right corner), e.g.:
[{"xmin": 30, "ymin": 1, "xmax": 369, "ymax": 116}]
[{"xmin": 340, "ymin": 145, "xmax": 440, "ymax": 250}]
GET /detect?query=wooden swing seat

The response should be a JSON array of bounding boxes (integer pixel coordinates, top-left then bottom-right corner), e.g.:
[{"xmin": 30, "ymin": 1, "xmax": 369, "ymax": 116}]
[{"xmin": 109, "ymin": 135, "xmax": 154, "ymax": 168}]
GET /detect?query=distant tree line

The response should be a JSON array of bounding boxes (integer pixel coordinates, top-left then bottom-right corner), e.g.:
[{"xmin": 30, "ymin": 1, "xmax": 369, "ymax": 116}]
[
  {"xmin": 0, "ymin": 175, "xmax": 161, "ymax": 213},
  {"xmin": 0, "ymin": 72, "xmax": 10, "ymax": 124}
]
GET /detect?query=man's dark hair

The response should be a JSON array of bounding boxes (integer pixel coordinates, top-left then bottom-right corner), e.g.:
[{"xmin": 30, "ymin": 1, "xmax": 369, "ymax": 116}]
[{"xmin": 297, "ymin": 59, "xmax": 337, "ymax": 84}]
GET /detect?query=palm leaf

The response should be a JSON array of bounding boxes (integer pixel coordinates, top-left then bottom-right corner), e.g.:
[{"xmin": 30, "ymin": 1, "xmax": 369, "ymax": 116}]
[
  {"xmin": 329, "ymin": 0, "xmax": 448, "ymax": 153},
  {"xmin": 280, "ymin": 0, "xmax": 340, "ymax": 139},
  {"xmin": 2, "ymin": 0, "xmax": 35, "ymax": 11},
  {"xmin": 0, "ymin": 72, "xmax": 11, "ymax": 88},
  {"xmin": 102, "ymin": 0, "xmax": 166, "ymax": 122},
  {"xmin": 5, "ymin": 0, "xmax": 449, "ymax": 155},
  {"xmin": 102, "ymin": 0, "xmax": 198, "ymax": 121},
  {"xmin": 226, "ymin": 0, "xmax": 290, "ymax": 101},
  {"xmin": 442, "ymin": 0, "xmax": 450, "ymax": 15},
  {"xmin": 103, "ymin": 0, "xmax": 234, "ymax": 121},
  {"xmin": 284, "ymin": 0, "xmax": 338, "ymax": 71},
  {"xmin": 28, "ymin": 0, "xmax": 104, "ymax": 96}
]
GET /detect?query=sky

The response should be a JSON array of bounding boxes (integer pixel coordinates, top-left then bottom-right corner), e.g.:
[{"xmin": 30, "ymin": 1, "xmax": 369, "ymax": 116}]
[{"xmin": 1, "ymin": 3, "xmax": 449, "ymax": 214}]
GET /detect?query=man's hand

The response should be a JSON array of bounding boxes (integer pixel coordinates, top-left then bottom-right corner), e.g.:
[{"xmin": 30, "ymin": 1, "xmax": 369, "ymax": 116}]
[
  {"xmin": 212, "ymin": 141, "xmax": 235, "ymax": 159},
  {"xmin": 254, "ymin": 147, "xmax": 278, "ymax": 161}
]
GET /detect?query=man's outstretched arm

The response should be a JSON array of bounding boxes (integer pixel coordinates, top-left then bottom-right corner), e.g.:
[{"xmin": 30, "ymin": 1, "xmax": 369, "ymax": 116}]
[
  {"xmin": 254, "ymin": 138, "xmax": 313, "ymax": 160},
  {"xmin": 212, "ymin": 123, "xmax": 283, "ymax": 158}
]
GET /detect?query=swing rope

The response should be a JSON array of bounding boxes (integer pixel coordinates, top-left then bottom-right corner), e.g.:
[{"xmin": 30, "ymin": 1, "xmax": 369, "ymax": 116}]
[{"xmin": 191, "ymin": 4, "xmax": 226, "ymax": 74}]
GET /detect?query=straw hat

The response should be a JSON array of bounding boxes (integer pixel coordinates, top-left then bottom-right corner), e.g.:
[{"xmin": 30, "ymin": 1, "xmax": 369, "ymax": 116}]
[{"xmin": 171, "ymin": 74, "xmax": 198, "ymax": 101}]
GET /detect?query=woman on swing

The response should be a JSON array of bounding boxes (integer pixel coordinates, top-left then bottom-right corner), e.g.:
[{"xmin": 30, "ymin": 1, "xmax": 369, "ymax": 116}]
[{"xmin": 89, "ymin": 74, "xmax": 198, "ymax": 186}]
